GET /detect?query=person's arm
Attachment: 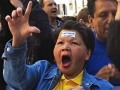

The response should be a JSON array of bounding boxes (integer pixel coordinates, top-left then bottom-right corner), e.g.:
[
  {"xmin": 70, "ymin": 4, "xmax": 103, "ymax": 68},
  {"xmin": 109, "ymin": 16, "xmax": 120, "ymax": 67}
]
[
  {"xmin": 2, "ymin": 2, "xmax": 40, "ymax": 89},
  {"xmin": 10, "ymin": 0, "xmax": 51, "ymax": 41}
]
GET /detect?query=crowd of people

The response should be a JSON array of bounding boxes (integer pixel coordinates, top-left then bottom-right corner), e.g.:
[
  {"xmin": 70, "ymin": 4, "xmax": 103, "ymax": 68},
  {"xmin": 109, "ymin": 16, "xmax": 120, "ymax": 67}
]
[{"xmin": 0, "ymin": 0, "xmax": 120, "ymax": 90}]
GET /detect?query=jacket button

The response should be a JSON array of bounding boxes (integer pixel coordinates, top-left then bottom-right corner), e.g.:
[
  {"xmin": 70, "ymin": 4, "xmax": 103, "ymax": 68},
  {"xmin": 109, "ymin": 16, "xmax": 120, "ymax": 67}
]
[
  {"xmin": 7, "ymin": 47, "xmax": 10, "ymax": 51},
  {"xmin": 86, "ymin": 83, "xmax": 90, "ymax": 86}
]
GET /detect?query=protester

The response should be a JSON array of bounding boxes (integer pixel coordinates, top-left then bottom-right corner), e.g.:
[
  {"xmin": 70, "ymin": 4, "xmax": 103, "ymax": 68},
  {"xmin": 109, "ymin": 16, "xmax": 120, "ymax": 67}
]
[
  {"xmin": 85, "ymin": 0, "xmax": 120, "ymax": 88},
  {"xmin": 2, "ymin": 2, "xmax": 114, "ymax": 90},
  {"xmin": 39, "ymin": 0, "xmax": 63, "ymax": 32}
]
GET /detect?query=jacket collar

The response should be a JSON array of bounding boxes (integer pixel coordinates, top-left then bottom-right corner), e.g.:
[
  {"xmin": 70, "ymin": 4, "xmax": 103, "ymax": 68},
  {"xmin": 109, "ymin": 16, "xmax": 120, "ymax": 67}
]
[
  {"xmin": 44, "ymin": 67, "xmax": 101, "ymax": 89},
  {"xmin": 81, "ymin": 69, "xmax": 101, "ymax": 89},
  {"xmin": 44, "ymin": 67, "xmax": 61, "ymax": 79}
]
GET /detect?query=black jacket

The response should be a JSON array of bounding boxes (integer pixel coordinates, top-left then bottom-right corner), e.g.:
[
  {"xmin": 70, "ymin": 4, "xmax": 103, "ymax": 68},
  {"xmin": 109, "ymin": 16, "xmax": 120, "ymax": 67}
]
[
  {"xmin": 21, "ymin": 0, "xmax": 54, "ymax": 64},
  {"xmin": 0, "ymin": 0, "xmax": 54, "ymax": 63}
]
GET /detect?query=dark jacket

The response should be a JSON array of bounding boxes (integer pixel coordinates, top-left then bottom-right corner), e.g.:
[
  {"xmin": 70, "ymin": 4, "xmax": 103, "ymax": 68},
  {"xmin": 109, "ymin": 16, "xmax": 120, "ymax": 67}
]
[
  {"xmin": 107, "ymin": 20, "xmax": 120, "ymax": 71},
  {"xmin": 0, "ymin": 0, "xmax": 55, "ymax": 65},
  {"xmin": 21, "ymin": 0, "xmax": 54, "ymax": 64}
]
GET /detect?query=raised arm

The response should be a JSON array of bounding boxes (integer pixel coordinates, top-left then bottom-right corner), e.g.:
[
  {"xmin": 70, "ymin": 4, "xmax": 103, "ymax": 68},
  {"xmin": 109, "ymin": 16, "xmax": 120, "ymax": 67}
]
[
  {"xmin": 9, "ymin": 0, "xmax": 55, "ymax": 64},
  {"xmin": 2, "ymin": 2, "xmax": 40, "ymax": 89}
]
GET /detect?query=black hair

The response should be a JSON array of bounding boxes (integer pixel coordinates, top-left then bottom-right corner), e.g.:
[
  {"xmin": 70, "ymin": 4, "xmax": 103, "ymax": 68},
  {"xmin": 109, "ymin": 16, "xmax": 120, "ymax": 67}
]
[
  {"xmin": 87, "ymin": 0, "xmax": 117, "ymax": 18},
  {"xmin": 52, "ymin": 20, "xmax": 95, "ymax": 54},
  {"xmin": 62, "ymin": 16, "xmax": 76, "ymax": 22},
  {"xmin": 87, "ymin": 0, "xmax": 96, "ymax": 18},
  {"xmin": 39, "ymin": 0, "xmax": 44, "ymax": 8}
]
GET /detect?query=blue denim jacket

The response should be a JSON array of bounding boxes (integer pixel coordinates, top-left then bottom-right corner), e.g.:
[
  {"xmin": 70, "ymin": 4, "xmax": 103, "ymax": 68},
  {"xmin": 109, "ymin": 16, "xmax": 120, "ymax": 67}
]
[{"xmin": 2, "ymin": 40, "xmax": 114, "ymax": 90}]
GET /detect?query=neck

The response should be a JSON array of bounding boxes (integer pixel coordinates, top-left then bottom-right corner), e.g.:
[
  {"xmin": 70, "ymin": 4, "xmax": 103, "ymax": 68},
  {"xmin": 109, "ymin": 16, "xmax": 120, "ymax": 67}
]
[
  {"xmin": 49, "ymin": 17, "xmax": 57, "ymax": 24},
  {"xmin": 49, "ymin": 17, "xmax": 57, "ymax": 28}
]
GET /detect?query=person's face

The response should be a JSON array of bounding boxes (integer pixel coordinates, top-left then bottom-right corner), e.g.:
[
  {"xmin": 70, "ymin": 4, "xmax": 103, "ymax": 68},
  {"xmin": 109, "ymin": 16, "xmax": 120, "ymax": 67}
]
[
  {"xmin": 54, "ymin": 30, "xmax": 91, "ymax": 79},
  {"xmin": 43, "ymin": 0, "xmax": 57, "ymax": 18},
  {"xmin": 89, "ymin": 0, "xmax": 117, "ymax": 42}
]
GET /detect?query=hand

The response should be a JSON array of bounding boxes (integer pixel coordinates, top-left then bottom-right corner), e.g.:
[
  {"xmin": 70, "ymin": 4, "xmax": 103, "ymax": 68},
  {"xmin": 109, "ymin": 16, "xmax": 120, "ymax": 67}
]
[
  {"xmin": 95, "ymin": 64, "xmax": 115, "ymax": 81},
  {"xmin": 10, "ymin": 0, "xmax": 23, "ymax": 8},
  {"xmin": 5, "ymin": 1, "xmax": 40, "ymax": 48},
  {"xmin": 110, "ymin": 67, "xmax": 120, "ymax": 81},
  {"xmin": 115, "ymin": 0, "xmax": 120, "ymax": 20},
  {"xmin": 68, "ymin": 86, "xmax": 84, "ymax": 90}
]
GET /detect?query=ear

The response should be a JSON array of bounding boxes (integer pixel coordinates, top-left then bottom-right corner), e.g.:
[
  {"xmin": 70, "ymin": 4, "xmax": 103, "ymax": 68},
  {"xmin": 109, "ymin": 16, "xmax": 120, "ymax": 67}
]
[
  {"xmin": 85, "ymin": 49, "xmax": 91, "ymax": 61},
  {"xmin": 79, "ymin": 19, "xmax": 83, "ymax": 23},
  {"xmin": 88, "ymin": 15, "xmax": 94, "ymax": 29},
  {"xmin": 79, "ymin": 19, "xmax": 86, "ymax": 26}
]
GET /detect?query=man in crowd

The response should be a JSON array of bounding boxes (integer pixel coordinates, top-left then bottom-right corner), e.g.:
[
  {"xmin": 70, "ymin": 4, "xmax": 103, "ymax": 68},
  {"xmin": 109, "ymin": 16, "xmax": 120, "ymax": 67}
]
[
  {"xmin": 85, "ymin": 0, "xmax": 120, "ymax": 89},
  {"xmin": 0, "ymin": 0, "xmax": 55, "ymax": 89},
  {"xmin": 39, "ymin": 0, "xmax": 63, "ymax": 32}
]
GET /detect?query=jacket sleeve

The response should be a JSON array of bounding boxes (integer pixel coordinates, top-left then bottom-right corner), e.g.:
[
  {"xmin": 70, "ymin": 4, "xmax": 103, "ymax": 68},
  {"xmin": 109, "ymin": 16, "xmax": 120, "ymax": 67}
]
[
  {"xmin": 21, "ymin": 0, "xmax": 51, "ymax": 40},
  {"xmin": 2, "ymin": 40, "xmax": 39, "ymax": 90},
  {"xmin": 107, "ymin": 20, "xmax": 120, "ymax": 71}
]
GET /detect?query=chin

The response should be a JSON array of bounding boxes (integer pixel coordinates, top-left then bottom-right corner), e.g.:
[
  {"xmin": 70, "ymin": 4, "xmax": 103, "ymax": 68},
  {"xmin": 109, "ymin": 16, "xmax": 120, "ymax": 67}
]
[{"xmin": 52, "ymin": 15, "xmax": 57, "ymax": 17}]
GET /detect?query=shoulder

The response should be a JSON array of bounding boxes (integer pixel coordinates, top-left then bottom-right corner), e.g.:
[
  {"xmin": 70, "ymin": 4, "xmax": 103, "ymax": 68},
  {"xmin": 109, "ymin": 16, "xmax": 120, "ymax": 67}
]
[
  {"xmin": 94, "ymin": 76, "xmax": 113, "ymax": 89},
  {"xmin": 33, "ymin": 60, "xmax": 59, "ymax": 73},
  {"xmin": 82, "ymin": 70, "xmax": 114, "ymax": 90},
  {"xmin": 33, "ymin": 60, "xmax": 52, "ymax": 69}
]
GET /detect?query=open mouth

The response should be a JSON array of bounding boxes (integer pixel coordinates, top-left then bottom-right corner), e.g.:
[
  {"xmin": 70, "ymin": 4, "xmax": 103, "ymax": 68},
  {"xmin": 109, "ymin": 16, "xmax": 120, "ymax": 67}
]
[
  {"xmin": 62, "ymin": 55, "xmax": 71, "ymax": 67},
  {"xmin": 51, "ymin": 11, "xmax": 57, "ymax": 14}
]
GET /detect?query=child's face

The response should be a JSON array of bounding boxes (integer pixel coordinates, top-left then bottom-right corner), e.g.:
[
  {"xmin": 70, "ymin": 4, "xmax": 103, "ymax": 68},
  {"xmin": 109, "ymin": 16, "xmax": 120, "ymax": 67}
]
[{"xmin": 54, "ymin": 29, "xmax": 91, "ymax": 79}]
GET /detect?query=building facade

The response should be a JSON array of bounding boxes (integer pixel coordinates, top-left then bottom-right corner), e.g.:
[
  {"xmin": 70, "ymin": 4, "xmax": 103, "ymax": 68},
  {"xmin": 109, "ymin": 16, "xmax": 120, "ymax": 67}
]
[{"xmin": 55, "ymin": 0, "xmax": 87, "ymax": 16}]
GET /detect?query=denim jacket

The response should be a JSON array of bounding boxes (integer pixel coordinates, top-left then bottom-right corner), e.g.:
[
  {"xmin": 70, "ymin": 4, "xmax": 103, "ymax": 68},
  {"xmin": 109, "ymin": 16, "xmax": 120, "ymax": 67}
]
[{"xmin": 2, "ymin": 40, "xmax": 114, "ymax": 90}]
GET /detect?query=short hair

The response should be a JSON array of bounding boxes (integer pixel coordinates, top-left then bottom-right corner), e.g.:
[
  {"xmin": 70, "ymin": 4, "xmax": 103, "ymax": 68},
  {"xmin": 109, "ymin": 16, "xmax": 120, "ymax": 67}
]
[
  {"xmin": 87, "ymin": 0, "xmax": 117, "ymax": 18},
  {"xmin": 87, "ymin": 0, "xmax": 96, "ymax": 18},
  {"xmin": 77, "ymin": 7, "xmax": 89, "ymax": 22},
  {"xmin": 39, "ymin": 0, "xmax": 44, "ymax": 8},
  {"xmin": 62, "ymin": 16, "xmax": 76, "ymax": 22},
  {"xmin": 52, "ymin": 20, "xmax": 95, "ymax": 54}
]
